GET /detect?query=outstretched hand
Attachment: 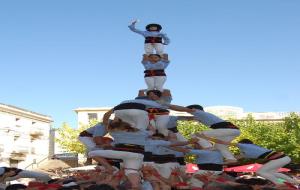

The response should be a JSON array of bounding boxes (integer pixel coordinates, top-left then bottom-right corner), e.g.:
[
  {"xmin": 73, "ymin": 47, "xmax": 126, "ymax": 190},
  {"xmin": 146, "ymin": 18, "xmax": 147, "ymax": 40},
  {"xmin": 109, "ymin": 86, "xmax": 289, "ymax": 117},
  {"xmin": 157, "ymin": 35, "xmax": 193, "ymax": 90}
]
[{"xmin": 130, "ymin": 19, "xmax": 139, "ymax": 25}]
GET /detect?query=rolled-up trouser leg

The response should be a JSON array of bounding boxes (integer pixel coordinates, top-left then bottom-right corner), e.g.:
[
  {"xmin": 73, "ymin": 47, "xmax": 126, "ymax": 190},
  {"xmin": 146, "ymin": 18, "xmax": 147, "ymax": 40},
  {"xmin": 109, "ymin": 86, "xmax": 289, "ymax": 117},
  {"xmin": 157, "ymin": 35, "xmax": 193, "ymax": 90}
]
[
  {"xmin": 144, "ymin": 44, "xmax": 154, "ymax": 55},
  {"xmin": 78, "ymin": 136, "xmax": 96, "ymax": 152},
  {"xmin": 190, "ymin": 135, "xmax": 213, "ymax": 149},
  {"xmin": 114, "ymin": 109, "xmax": 149, "ymax": 130},
  {"xmin": 202, "ymin": 129, "xmax": 240, "ymax": 160},
  {"xmin": 155, "ymin": 115, "xmax": 170, "ymax": 136},
  {"xmin": 6, "ymin": 170, "xmax": 52, "ymax": 182},
  {"xmin": 88, "ymin": 150, "xmax": 144, "ymax": 175},
  {"xmin": 257, "ymin": 156, "xmax": 295, "ymax": 184},
  {"xmin": 155, "ymin": 162, "xmax": 180, "ymax": 178},
  {"xmin": 153, "ymin": 76, "xmax": 166, "ymax": 92}
]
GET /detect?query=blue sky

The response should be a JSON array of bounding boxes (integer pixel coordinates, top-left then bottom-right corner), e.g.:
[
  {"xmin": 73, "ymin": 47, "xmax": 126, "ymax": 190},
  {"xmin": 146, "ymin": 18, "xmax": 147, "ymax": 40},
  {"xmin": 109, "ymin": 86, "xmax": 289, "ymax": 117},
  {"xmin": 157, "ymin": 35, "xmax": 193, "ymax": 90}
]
[{"xmin": 1, "ymin": 0, "xmax": 299, "ymax": 128}]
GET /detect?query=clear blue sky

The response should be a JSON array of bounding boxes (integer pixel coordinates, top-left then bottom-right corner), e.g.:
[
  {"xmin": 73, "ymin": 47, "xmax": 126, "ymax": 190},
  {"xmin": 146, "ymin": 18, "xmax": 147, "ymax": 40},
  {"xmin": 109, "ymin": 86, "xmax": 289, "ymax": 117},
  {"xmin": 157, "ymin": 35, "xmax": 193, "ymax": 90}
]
[{"xmin": 1, "ymin": 0, "xmax": 300, "ymax": 128}]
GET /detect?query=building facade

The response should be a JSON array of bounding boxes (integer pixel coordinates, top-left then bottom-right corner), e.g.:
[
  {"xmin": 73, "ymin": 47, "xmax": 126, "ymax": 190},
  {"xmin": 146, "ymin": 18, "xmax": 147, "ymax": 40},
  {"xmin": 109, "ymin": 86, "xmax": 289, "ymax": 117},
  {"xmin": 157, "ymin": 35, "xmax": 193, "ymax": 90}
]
[
  {"xmin": 74, "ymin": 106, "xmax": 299, "ymax": 127},
  {"xmin": 0, "ymin": 103, "xmax": 53, "ymax": 169}
]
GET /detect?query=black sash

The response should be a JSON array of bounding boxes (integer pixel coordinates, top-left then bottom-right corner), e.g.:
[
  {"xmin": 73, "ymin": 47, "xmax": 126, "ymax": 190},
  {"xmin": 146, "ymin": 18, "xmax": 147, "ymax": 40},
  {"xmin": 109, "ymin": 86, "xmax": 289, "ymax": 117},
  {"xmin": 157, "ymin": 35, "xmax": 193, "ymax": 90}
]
[
  {"xmin": 114, "ymin": 103, "xmax": 146, "ymax": 111},
  {"xmin": 197, "ymin": 164, "xmax": 223, "ymax": 171},
  {"xmin": 145, "ymin": 36, "xmax": 162, "ymax": 43},
  {"xmin": 147, "ymin": 108, "xmax": 170, "ymax": 114},
  {"xmin": 150, "ymin": 154, "xmax": 177, "ymax": 163},
  {"xmin": 258, "ymin": 151, "xmax": 286, "ymax": 161},
  {"xmin": 144, "ymin": 69, "xmax": 166, "ymax": 77},
  {"xmin": 113, "ymin": 144, "xmax": 145, "ymax": 154},
  {"xmin": 176, "ymin": 157, "xmax": 185, "ymax": 165},
  {"xmin": 79, "ymin": 130, "xmax": 93, "ymax": 137}
]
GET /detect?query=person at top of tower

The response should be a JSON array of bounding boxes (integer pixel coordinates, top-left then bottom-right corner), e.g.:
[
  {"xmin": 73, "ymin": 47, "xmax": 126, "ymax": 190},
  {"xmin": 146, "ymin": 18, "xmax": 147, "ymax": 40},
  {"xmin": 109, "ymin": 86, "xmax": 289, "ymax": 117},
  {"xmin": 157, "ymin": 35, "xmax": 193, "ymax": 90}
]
[
  {"xmin": 128, "ymin": 19, "xmax": 170, "ymax": 55},
  {"xmin": 142, "ymin": 54, "xmax": 170, "ymax": 92}
]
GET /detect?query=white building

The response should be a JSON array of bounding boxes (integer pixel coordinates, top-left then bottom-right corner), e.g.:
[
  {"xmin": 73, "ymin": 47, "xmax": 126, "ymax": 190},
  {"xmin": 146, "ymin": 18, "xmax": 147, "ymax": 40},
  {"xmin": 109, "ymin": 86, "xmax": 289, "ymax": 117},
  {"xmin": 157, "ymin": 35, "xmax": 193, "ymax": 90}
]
[
  {"xmin": 0, "ymin": 103, "xmax": 53, "ymax": 169},
  {"xmin": 74, "ymin": 106, "xmax": 299, "ymax": 127}
]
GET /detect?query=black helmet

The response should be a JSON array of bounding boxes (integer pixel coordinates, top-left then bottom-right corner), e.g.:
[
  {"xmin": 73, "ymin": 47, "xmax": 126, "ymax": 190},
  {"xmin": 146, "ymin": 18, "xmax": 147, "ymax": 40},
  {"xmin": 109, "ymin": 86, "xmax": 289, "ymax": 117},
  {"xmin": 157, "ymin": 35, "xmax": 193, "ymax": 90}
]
[{"xmin": 146, "ymin": 23, "xmax": 162, "ymax": 31}]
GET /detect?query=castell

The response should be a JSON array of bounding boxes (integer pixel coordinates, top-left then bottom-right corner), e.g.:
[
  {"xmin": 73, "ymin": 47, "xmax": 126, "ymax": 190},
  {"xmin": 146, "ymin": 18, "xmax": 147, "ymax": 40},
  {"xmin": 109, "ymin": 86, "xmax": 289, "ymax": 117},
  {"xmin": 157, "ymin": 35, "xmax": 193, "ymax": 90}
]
[
  {"xmin": 75, "ymin": 20, "xmax": 300, "ymax": 189},
  {"xmin": 3, "ymin": 19, "xmax": 298, "ymax": 190}
]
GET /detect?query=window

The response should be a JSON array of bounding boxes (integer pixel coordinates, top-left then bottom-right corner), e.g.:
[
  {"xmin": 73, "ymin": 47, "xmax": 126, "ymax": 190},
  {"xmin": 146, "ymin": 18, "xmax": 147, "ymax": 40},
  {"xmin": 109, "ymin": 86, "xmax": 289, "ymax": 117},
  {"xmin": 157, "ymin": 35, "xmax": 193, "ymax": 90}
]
[
  {"xmin": 9, "ymin": 159, "xmax": 19, "ymax": 167},
  {"xmin": 31, "ymin": 147, "xmax": 36, "ymax": 154},
  {"xmin": 88, "ymin": 113, "xmax": 98, "ymax": 121},
  {"xmin": 14, "ymin": 135, "xmax": 20, "ymax": 141}
]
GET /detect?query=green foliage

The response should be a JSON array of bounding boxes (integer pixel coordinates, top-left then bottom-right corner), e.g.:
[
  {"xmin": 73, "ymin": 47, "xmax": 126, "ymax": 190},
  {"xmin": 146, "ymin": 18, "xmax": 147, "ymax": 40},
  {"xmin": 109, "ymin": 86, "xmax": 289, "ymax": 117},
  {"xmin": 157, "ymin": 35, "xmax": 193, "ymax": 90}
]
[
  {"xmin": 55, "ymin": 120, "xmax": 99, "ymax": 154},
  {"xmin": 177, "ymin": 120, "xmax": 209, "ymax": 139},
  {"xmin": 178, "ymin": 113, "xmax": 300, "ymax": 163}
]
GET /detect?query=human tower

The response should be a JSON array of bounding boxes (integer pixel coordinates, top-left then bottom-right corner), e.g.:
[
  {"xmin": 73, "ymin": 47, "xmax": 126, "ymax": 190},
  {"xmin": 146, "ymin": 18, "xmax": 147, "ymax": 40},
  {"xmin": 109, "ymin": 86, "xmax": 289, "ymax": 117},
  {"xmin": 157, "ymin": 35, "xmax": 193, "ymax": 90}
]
[
  {"xmin": 0, "ymin": 21, "xmax": 299, "ymax": 190},
  {"xmin": 84, "ymin": 20, "xmax": 299, "ymax": 189},
  {"xmin": 80, "ymin": 20, "xmax": 298, "ymax": 189}
]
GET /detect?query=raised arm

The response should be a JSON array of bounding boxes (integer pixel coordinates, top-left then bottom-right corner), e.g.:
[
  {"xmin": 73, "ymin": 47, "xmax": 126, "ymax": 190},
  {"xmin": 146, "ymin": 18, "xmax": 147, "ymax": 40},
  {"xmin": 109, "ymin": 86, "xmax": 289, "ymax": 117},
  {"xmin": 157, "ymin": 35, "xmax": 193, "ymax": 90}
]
[
  {"xmin": 161, "ymin": 89, "xmax": 171, "ymax": 97},
  {"xmin": 138, "ymin": 89, "xmax": 147, "ymax": 97},
  {"xmin": 196, "ymin": 133, "xmax": 237, "ymax": 146},
  {"xmin": 161, "ymin": 54, "xmax": 170, "ymax": 63},
  {"xmin": 168, "ymin": 104, "xmax": 193, "ymax": 113},
  {"xmin": 102, "ymin": 109, "xmax": 114, "ymax": 129},
  {"xmin": 142, "ymin": 54, "xmax": 149, "ymax": 64},
  {"xmin": 128, "ymin": 20, "xmax": 146, "ymax": 36}
]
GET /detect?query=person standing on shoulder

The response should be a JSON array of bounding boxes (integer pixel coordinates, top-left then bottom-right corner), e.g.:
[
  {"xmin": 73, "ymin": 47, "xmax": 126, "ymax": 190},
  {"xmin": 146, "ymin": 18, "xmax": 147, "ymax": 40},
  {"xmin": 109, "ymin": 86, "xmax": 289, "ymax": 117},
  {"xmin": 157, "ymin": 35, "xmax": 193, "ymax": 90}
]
[{"xmin": 142, "ymin": 54, "xmax": 170, "ymax": 92}]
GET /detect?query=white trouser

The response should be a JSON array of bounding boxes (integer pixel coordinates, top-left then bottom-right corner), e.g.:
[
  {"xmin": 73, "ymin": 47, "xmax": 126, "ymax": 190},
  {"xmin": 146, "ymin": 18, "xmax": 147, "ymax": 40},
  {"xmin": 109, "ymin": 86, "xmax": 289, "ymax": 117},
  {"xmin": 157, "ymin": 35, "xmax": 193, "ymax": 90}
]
[
  {"xmin": 257, "ymin": 156, "xmax": 298, "ymax": 185},
  {"xmin": 5, "ymin": 170, "xmax": 51, "ymax": 182},
  {"xmin": 144, "ymin": 76, "xmax": 167, "ymax": 92},
  {"xmin": 143, "ymin": 162, "xmax": 179, "ymax": 178},
  {"xmin": 189, "ymin": 170, "xmax": 222, "ymax": 188},
  {"xmin": 88, "ymin": 150, "xmax": 144, "ymax": 176},
  {"xmin": 154, "ymin": 115, "xmax": 170, "ymax": 136},
  {"xmin": 114, "ymin": 109, "xmax": 149, "ymax": 130},
  {"xmin": 144, "ymin": 43, "xmax": 164, "ymax": 55},
  {"xmin": 78, "ymin": 136, "xmax": 96, "ymax": 152},
  {"xmin": 198, "ymin": 129, "xmax": 240, "ymax": 160}
]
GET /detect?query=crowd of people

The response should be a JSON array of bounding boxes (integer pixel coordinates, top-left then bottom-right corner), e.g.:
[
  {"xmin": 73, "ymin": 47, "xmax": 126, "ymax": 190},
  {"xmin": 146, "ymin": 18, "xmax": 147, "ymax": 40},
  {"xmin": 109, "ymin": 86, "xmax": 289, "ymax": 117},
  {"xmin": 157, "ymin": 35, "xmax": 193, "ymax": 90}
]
[{"xmin": 1, "ymin": 21, "xmax": 299, "ymax": 190}]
